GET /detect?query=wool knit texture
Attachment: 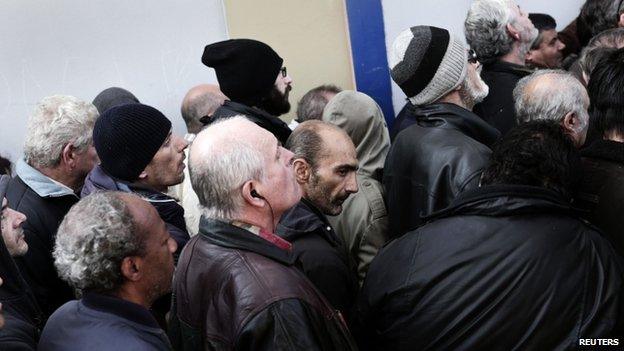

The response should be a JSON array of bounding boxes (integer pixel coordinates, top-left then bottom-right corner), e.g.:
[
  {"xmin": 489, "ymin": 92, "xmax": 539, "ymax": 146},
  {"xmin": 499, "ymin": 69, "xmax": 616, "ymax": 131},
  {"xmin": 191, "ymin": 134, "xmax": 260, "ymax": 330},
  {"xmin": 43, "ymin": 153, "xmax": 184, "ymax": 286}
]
[
  {"xmin": 390, "ymin": 26, "xmax": 468, "ymax": 106},
  {"xmin": 93, "ymin": 103, "xmax": 171, "ymax": 181}
]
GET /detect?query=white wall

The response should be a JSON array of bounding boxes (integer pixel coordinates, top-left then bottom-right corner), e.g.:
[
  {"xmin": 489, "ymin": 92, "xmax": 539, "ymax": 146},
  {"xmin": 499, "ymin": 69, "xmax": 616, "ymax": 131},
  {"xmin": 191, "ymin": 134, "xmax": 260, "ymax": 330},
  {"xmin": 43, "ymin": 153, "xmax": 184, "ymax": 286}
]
[
  {"xmin": 381, "ymin": 0, "xmax": 585, "ymax": 114},
  {"xmin": 0, "ymin": 0, "xmax": 227, "ymax": 164}
]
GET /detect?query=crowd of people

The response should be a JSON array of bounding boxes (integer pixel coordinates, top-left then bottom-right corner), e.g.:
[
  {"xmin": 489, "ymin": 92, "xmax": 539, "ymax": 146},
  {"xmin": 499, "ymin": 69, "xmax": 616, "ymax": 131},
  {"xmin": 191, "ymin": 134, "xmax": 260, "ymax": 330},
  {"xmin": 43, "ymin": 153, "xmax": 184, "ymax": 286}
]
[{"xmin": 0, "ymin": 0, "xmax": 623, "ymax": 349}]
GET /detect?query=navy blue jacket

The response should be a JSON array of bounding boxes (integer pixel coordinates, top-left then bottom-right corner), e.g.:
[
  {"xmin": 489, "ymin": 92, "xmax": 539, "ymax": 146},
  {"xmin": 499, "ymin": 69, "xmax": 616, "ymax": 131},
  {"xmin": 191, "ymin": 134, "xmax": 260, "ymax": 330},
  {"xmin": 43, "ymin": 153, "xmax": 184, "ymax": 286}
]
[{"xmin": 38, "ymin": 292, "xmax": 171, "ymax": 351}]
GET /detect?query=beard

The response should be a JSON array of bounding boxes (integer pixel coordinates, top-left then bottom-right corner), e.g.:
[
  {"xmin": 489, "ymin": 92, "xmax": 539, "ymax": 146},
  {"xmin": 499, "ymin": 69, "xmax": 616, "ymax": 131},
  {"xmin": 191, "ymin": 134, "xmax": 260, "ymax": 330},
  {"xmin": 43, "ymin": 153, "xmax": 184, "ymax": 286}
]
[
  {"xmin": 259, "ymin": 85, "xmax": 291, "ymax": 116},
  {"xmin": 460, "ymin": 66, "xmax": 489, "ymax": 109},
  {"xmin": 306, "ymin": 171, "xmax": 348, "ymax": 216}
]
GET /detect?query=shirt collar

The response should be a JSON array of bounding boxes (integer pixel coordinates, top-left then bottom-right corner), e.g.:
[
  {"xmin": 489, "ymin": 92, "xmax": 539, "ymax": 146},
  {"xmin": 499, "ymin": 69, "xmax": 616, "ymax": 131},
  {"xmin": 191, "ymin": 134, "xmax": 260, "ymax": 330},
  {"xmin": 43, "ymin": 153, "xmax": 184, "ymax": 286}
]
[
  {"xmin": 81, "ymin": 291, "xmax": 161, "ymax": 329},
  {"xmin": 16, "ymin": 159, "xmax": 77, "ymax": 198}
]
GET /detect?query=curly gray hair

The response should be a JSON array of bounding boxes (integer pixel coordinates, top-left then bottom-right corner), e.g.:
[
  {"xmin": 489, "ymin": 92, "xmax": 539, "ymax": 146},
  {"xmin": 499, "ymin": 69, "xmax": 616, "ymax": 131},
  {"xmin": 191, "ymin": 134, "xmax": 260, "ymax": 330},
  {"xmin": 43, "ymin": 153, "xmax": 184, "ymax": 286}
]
[
  {"xmin": 24, "ymin": 95, "xmax": 98, "ymax": 168},
  {"xmin": 465, "ymin": 0, "xmax": 514, "ymax": 63},
  {"xmin": 54, "ymin": 192, "xmax": 144, "ymax": 293}
]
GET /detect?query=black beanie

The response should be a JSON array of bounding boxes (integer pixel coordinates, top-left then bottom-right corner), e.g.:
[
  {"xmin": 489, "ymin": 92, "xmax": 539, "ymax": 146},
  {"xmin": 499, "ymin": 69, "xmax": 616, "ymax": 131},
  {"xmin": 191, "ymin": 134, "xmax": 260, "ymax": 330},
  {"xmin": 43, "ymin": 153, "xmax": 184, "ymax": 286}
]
[
  {"xmin": 202, "ymin": 39, "xmax": 283, "ymax": 107},
  {"xmin": 93, "ymin": 103, "xmax": 171, "ymax": 181},
  {"xmin": 92, "ymin": 87, "xmax": 140, "ymax": 114}
]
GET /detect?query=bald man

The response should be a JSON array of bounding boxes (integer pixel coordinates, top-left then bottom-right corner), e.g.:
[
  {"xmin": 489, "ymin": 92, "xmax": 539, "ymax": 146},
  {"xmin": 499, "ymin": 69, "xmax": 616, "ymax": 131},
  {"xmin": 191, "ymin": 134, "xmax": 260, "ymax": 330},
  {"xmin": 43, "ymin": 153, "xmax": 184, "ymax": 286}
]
[
  {"xmin": 513, "ymin": 69, "xmax": 590, "ymax": 147},
  {"xmin": 180, "ymin": 84, "xmax": 228, "ymax": 134},
  {"xmin": 170, "ymin": 84, "xmax": 228, "ymax": 233}
]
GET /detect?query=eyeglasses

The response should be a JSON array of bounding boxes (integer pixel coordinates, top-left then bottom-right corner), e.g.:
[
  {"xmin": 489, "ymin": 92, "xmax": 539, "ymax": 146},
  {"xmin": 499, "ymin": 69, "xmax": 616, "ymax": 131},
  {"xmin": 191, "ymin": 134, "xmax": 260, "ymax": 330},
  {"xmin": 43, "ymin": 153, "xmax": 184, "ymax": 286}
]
[
  {"xmin": 467, "ymin": 49, "xmax": 478, "ymax": 64},
  {"xmin": 280, "ymin": 67, "xmax": 288, "ymax": 78}
]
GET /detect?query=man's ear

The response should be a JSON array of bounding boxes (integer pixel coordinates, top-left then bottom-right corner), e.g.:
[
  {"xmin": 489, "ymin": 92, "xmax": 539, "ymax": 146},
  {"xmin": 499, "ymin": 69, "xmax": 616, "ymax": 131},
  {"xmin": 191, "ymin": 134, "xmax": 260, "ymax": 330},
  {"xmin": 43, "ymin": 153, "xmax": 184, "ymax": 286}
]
[
  {"xmin": 292, "ymin": 158, "xmax": 311, "ymax": 184},
  {"xmin": 60, "ymin": 143, "xmax": 76, "ymax": 170},
  {"xmin": 506, "ymin": 22, "xmax": 521, "ymax": 41},
  {"xmin": 561, "ymin": 111, "xmax": 579, "ymax": 133},
  {"xmin": 120, "ymin": 256, "xmax": 143, "ymax": 282},
  {"xmin": 241, "ymin": 180, "xmax": 265, "ymax": 208},
  {"xmin": 618, "ymin": 13, "xmax": 624, "ymax": 28}
]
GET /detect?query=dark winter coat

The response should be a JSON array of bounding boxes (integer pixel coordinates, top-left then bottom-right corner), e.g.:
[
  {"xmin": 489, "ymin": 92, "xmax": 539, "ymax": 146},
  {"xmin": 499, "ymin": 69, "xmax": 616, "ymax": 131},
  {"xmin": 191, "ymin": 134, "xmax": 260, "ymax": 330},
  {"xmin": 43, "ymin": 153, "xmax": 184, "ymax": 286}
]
[
  {"xmin": 383, "ymin": 102, "xmax": 499, "ymax": 238},
  {"xmin": 211, "ymin": 100, "xmax": 291, "ymax": 144},
  {"xmin": 6, "ymin": 160, "xmax": 77, "ymax": 319},
  {"xmin": 473, "ymin": 59, "xmax": 532, "ymax": 135},
  {"xmin": 576, "ymin": 139, "xmax": 624, "ymax": 257},
  {"xmin": 81, "ymin": 165, "xmax": 189, "ymax": 254},
  {"xmin": 355, "ymin": 185, "xmax": 624, "ymax": 350},
  {"xmin": 38, "ymin": 292, "xmax": 171, "ymax": 351},
  {"xmin": 277, "ymin": 199, "xmax": 359, "ymax": 318},
  {"xmin": 169, "ymin": 218, "xmax": 357, "ymax": 351}
]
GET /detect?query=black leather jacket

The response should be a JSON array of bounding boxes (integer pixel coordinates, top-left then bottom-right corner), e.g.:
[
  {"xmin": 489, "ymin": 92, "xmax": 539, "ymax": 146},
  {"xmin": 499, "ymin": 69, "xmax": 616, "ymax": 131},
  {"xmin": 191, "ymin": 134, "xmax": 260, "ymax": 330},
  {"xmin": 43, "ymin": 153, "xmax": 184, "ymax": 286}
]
[
  {"xmin": 356, "ymin": 185, "xmax": 624, "ymax": 350},
  {"xmin": 383, "ymin": 102, "xmax": 499, "ymax": 238},
  {"xmin": 169, "ymin": 218, "xmax": 358, "ymax": 351},
  {"xmin": 211, "ymin": 101, "xmax": 292, "ymax": 144}
]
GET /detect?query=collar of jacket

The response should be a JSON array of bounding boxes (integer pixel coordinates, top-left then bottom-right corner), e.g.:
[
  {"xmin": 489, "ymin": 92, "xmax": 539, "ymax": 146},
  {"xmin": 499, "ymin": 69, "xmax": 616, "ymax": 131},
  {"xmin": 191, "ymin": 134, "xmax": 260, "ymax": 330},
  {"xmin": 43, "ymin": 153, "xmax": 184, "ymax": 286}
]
[
  {"xmin": 210, "ymin": 100, "xmax": 291, "ymax": 143},
  {"xmin": 81, "ymin": 291, "xmax": 161, "ymax": 329},
  {"xmin": 198, "ymin": 217, "xmax": 297, "ymax": 265},
  {"xmin": 581, "ymin": 139, "xmax": 624, "ymax": 164},
  {"xmin": 83, "ymin": 165, "xmax": 176, "ymax": 204},
  {"xmin": 411, "ymin": 102, "xmax": 501, "ymax": 147},
  {"xmin": 15, "ymin": 159, "xmax": 77, "ymax": 198},
  {"xmin": 427, "ymin": 184, "xmax": 575, "ymax": 221},
  {"xmin": 482, "ymin": 59, "xmax": 534, "ymax": 77},
  {"xmin": 277, "ymin": 198, "xmax": 339, "ymax": 246}
]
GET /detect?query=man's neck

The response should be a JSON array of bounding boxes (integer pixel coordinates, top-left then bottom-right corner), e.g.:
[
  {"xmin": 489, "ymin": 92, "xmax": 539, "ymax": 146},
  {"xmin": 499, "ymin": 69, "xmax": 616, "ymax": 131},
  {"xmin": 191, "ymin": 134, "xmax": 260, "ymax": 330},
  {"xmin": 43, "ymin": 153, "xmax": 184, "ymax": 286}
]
[
  {"xmin": 114, "ymin": 285, "xmax": 151, "ymax": 310},
  {"xmin": 437, "ymin": 92, "xmax": 469, "ymax": 110},
  {"xmin": 500, "ymin": 44, "xmax": 526, "ymax": 66},
  {"xmin": 37, "ymin": 166, "xmax": 80, "ymax": 191},
  {"xmin": 605, "ymin": 131, "xmax": 624, "ymax": 143},
  {"xmin": 133, "ymin": 179, "xmax": 167, "ymax": 193}
]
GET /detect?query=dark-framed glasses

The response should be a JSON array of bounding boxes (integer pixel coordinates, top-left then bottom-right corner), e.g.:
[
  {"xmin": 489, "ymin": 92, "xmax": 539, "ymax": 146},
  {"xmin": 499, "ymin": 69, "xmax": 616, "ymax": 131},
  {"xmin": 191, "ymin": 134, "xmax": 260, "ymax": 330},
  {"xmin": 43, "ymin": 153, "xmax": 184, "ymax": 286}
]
[
  {"xmin": 467, "ymin": 49, "xmax": 478, "ymax": 64},
  {"xmin": 280, "ymin": 67, "xmax": 288, "ymax": 78}
]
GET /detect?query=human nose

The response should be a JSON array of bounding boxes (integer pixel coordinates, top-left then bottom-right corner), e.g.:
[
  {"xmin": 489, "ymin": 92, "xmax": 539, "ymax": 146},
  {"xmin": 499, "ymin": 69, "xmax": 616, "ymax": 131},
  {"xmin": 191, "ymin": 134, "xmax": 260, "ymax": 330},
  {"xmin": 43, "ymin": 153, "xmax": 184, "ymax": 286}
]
[
  {"xmin": 175, "ymin": 135, "xmax": 189, "ymax": 151},
  {"xmin": 8, "ymin": 208, "xmax": 26, "ymax": 227},
  {"xmin": 346, "ymin": 173, "xmax": 358, "ymax": 194},
  {"xmin": 558, "ymin": 40, "xmax": 566, "ymax": 51}
]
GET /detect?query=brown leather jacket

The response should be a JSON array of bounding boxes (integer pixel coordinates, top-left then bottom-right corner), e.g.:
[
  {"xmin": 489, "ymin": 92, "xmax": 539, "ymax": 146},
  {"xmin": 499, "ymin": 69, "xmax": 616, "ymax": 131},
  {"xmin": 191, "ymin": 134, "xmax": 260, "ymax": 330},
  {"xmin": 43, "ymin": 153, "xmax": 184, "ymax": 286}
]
[{"xmin": 168, "ymin": 218, "xmax": 357, "ymax": 351}]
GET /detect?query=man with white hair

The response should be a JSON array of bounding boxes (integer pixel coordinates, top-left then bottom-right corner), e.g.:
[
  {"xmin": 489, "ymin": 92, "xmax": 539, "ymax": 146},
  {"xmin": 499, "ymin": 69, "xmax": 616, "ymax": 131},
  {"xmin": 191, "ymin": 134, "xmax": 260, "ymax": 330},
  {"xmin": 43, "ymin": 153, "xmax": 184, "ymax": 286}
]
[
  {"xmin": 514, "ymin": 69, "xmax": 590, "ymax": 147},
  {"xmin": 6, "ymin": 95, "xmax": 98, "ymax": 319},
  {"xmin": 38, "ymin": 192, "xmax": 177, "ymax": 350},
  {"xmin": 385, "ymin": 25, "xmax": 498, "ymax": 238},
  {"xmin": 169, "ymin": 116, "xmax": 357, "ymax": 350},
  {"xmin": 465, "ymin": 0, "xmax": 538, "ymax": 135}
]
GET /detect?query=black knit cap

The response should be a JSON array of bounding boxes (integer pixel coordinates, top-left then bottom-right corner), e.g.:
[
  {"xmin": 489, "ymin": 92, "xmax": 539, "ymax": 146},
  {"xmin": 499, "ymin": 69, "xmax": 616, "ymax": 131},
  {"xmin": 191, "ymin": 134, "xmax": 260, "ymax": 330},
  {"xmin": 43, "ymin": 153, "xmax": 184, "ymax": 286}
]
[
  {"xmin": 93, "ymin": 103, "xmax": 171, "ymax": 181},
  {"xmin": 202, "ymin": 39, "xmax": 283, "ymax": 107}
]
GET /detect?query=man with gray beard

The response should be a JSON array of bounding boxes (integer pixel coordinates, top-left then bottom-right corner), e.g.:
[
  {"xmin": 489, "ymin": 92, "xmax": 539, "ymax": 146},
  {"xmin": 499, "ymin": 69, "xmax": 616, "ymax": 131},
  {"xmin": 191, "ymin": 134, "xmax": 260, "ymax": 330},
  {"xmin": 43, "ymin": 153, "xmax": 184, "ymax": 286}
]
[
  {"xmin": 384, "ymin": 26, "xmax": 499, "ymax": 238},
  {"xmin": 465, "ymin": 0, "xmax": 538, "ymax": 135}
]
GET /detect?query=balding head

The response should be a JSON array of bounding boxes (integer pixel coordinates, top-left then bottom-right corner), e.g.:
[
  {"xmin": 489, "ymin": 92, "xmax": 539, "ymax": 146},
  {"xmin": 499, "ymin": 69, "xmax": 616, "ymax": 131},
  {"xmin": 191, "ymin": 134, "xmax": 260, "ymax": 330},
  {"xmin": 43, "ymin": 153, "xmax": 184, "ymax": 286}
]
[
  {"xmin": 514, "ymin": 70, "xmax": 590, "ymax": 146},
  {"xmin": 181, "ymin": 84, "xmax": 228, "ymax": 134},
  {"xmin": 190, "ymin": 116, "xmax": 300, "ymax": 224}
]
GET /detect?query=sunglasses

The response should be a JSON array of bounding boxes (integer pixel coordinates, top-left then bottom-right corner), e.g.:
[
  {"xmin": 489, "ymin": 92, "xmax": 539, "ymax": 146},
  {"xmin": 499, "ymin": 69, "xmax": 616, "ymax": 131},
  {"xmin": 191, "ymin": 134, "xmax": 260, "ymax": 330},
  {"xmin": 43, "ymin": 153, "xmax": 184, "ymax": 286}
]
[{"xmin": 280, "ymin": 67, "xmax": 288, "ymax": 78}]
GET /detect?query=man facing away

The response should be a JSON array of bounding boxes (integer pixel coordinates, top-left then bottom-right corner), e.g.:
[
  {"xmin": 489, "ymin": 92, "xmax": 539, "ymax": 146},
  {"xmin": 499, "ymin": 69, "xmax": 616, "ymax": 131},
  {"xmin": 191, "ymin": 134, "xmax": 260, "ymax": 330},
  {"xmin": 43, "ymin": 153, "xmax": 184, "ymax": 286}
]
[
  {"xmin": 169, "ymin": 116, "xmax": 357, "ymax": 350},
  {"xmin": 465, "ymin": 0, "xmax": 538, "ymax": 135},
  {"xmin": 202, "ymin": 39, "xmax": 293, "ymax": 143},
  {"xmin": 384, "ymin": 25, "xmax": 498, "ymax": 238},
  {"xmin": 356, "ymin": 121, "xmax": 624, "ymax": 350},
  {"xmin": 6, "ymin": 95, "xmax": 99, "ymax": 318},
  {"xmin": 38, "ymin": 192, "xmax": 177, "ymax": 350},
  {"xmin": 278, "ymin": 120, "xmax": 359, "ymax": 318}
]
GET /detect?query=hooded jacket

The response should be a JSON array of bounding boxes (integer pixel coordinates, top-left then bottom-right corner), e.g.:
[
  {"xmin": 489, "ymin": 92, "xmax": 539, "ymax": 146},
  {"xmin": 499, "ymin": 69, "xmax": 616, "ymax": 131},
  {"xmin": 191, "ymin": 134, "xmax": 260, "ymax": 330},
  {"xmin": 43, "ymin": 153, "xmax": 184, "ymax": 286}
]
[
  {"xmin": 383, "ymin": 102, "xmax": 499, "ymax": 238},
  {"xmin": 322, "ymin": 91, "xmax": 391, "ymax": 285},
  {"xmin": 6, "ymin": 160, "xmax": 77, "ymax": 319},
  {"xmin": 0, "ymin": 175, "xmax": 43, "ymax": 350},
  {"xmin": 355, "ymin": 185, "xmax": 624, "ymax": 350}
]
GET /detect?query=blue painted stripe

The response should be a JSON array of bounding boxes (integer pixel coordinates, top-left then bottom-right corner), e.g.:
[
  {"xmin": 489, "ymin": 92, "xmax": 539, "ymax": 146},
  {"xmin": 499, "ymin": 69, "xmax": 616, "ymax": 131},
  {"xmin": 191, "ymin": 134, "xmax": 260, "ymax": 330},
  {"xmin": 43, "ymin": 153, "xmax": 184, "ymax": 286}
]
[{"xmin": 345, "ymin": 0, "xmax": 395, "ymax": 128}]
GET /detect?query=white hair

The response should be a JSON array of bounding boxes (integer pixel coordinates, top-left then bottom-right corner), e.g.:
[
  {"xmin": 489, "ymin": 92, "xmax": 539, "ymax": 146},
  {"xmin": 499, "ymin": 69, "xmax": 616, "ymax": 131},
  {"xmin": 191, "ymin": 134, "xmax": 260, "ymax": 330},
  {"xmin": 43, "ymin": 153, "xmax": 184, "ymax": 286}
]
[
  {"xmin": 465, "ymin": 0, "xmax": 515, "ymax": 63},
  {"xmin": 514, "ymin": 69, "xmax": 589, "ymax": 133},
  {"xmin": 23, "ymin": 95, "xmax": 98, "ymax": 168},
  {"xmin": 54, "ymin": 192, "xmax": 144, "ymax": 292},
  {"xmin": 189, "ymin": 116, "xmax": 266, "ymax": 220}
]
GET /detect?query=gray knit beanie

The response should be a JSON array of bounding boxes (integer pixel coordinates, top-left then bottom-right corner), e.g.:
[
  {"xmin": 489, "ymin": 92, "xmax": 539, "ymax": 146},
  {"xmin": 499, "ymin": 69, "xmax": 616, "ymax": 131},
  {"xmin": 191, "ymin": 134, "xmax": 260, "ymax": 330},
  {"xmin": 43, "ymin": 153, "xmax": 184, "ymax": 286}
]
[{"xmin": 389, "ymin": 26, "xmax": 468, "ymax": 106}]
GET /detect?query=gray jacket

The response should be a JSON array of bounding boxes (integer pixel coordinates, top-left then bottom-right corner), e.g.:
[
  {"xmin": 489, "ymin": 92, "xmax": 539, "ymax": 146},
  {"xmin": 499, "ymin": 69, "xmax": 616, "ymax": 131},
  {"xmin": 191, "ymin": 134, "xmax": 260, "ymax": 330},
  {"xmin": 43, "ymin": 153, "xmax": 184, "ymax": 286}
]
[{"xmin": 322, "ymin": 91, "xmax": 391, "ymax": 285}]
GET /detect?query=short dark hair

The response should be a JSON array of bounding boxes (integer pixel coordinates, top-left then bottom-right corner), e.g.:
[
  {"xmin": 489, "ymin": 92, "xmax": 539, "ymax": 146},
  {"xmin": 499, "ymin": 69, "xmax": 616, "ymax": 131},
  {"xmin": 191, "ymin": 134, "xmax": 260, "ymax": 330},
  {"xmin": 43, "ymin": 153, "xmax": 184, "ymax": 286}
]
[
  {"xmin": 588, "ymin": 47, "xmax": 624, "ymax": 138},
  {"xmin": 285, "ymin": 120, "xmax": 326, "ymax": 170},
  {"xmin": 295, "ymin": 84, "xmax": 342, "ymax": 122},
  {"xmin": 579, "ymin": 0, "xmax": 624, "ymax": 42},
  {"xmin": 0, "ymin": 155, "xmax": 11, "ymax": 175},
  {"xmin": 529, "ymin": 13, "xmax": 557, "ymax": 50},
  {"xmin": 481, "ymin": 121, "xmax": 580, "ymax": 197}
]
